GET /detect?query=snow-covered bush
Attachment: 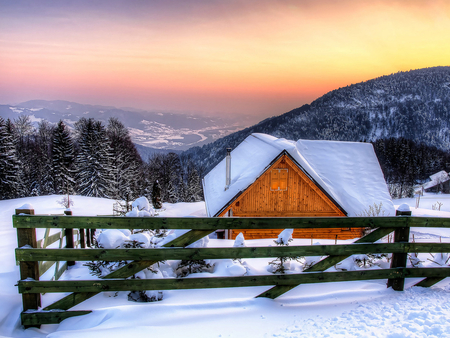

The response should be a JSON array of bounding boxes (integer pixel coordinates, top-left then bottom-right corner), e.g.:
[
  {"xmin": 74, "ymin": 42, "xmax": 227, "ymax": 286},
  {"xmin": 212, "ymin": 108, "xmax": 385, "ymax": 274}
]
[
  {"xmin": 175, "ymin": 260, "xmax": 214, "ymax": 277},
  {"xmin": 233, "ymin": 233, "xmax": 246, "ymax": 247},
  {"xmin": 175, "ymin": 233, "xmax": 213, "ymax": 277},
  {"xmin": 126, "ymin": 196, "xmax": 155, "ymax": 217},
  {"xmin": 84, "ymin": 197, "xmax": 168, "ymax": 302},
  {"xmin": 268, "ymin": 229, "xmax": 302, "ymax": 274}
]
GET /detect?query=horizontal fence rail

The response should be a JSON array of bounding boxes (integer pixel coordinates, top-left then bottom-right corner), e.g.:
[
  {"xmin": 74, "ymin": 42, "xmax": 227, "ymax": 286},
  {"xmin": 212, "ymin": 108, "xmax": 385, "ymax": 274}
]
[
  {"xmin": 13, "ymin": 213, "xmax": 450, "ymax": 328},
  {"xmin": 17, "ymin": 268, "xmax": 450, "ymax": 294},
  {"xmin": 13, "ymin": 215, "xmax": 450, "ymax": 230},
  {"xmin": 15, "ymin": 243, "xmax": 450, "ymax": 262}
]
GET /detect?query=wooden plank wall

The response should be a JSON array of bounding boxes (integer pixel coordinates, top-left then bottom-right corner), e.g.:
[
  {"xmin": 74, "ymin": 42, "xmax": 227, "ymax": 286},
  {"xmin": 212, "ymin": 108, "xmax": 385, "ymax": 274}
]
[{"xmin": 219, "ymin": 155, "xmax": 363, "ymax": 240}]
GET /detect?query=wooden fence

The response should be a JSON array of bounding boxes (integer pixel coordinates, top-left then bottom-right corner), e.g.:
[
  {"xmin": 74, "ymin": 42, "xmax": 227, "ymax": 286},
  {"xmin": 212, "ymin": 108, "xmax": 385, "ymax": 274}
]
[{"xmin": 13, "ymin": 210, "xmax": 450, "ymax": 327}]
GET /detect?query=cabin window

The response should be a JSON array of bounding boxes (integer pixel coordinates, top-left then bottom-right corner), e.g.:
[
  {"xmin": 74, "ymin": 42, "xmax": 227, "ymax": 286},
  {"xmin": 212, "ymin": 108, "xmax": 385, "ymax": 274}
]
[{"xmin": 271, "ymin": 169, "xmax": 288, "ymax": 191}]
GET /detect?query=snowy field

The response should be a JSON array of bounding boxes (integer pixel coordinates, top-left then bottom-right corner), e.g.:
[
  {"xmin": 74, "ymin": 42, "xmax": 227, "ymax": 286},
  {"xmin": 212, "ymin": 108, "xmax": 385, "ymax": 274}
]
[{"xmin": 0, "ymin": 194, "xmax": 450, "ymax": 338}]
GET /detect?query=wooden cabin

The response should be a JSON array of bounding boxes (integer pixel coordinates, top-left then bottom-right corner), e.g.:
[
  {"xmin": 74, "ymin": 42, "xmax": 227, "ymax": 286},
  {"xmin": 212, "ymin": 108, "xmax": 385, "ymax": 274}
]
[
  {"xmin": 203, "ymin": 133, "xmax": 395, "ymax": 240},
  {"xmin": 421, "ymin": 171, "xmax": 450, "ymax": 194}
]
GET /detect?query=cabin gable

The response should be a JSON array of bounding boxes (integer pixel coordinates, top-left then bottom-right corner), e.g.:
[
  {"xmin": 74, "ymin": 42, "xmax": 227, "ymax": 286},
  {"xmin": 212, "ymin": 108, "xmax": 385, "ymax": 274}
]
[
  {"xmin": 218, "ymin": 154, "xmax": 345, "ymax": 218},
  {"xmin": 216, "ymin": 154, "xmax": 361, "ymax": 240}
]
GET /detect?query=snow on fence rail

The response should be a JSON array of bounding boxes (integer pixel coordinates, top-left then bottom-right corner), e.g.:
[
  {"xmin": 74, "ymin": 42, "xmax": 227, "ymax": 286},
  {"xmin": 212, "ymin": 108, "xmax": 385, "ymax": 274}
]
[{"xmin": 13, "ymin": 209, "xmax": 450, "ymax": 328}]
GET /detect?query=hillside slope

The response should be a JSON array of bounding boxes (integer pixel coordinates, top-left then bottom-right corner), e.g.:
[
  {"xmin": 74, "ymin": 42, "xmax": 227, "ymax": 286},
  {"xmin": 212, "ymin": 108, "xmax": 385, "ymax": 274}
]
[{"xmin": 184, "ymin": 66, "xmax": 450, "ymax": 174}]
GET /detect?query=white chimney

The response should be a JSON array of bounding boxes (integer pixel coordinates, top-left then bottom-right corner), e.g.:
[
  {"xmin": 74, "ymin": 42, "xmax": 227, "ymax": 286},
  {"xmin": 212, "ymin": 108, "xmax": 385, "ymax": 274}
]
[{"xmin": 225, "ymin": 147, "xmax": 232, "ymax": 190}]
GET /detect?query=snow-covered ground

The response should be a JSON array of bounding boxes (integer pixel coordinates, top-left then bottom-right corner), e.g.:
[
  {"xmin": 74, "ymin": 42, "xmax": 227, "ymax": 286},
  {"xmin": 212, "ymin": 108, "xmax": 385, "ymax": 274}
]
[{"xmin": 0, "ymin": 194, "xmax": 449, "ymax": 338}]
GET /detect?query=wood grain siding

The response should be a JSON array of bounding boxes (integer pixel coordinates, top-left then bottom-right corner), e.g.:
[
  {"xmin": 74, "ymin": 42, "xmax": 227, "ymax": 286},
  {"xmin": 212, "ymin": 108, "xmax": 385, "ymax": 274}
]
[{"xmin": 218, "ymin": 154, "xmax": 362, "ymax": 240}]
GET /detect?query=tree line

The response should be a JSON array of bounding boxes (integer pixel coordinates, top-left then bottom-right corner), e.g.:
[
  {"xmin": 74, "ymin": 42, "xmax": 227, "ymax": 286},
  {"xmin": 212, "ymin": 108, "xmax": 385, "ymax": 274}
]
[
  {"xmin": 372, "ymin": 137, "xmax": 450, "ymax": 198},
  {"xmin": 0, "ymin": 116, "xmax": 203, "ymax": 204}
]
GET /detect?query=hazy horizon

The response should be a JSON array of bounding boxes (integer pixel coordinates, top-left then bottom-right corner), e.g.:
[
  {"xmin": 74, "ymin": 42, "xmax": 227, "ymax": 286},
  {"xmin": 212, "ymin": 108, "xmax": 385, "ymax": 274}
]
[{"xmin": 1, "ymin": 0, "xmax": 449, "ymax": 119}]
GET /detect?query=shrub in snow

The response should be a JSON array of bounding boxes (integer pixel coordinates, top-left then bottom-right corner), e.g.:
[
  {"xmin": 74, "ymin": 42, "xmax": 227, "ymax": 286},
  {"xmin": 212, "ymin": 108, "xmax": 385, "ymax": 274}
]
[
  {"xmin": 301, "ymin": 242, "xmax": 324, "ymax": 271},
  {"xmin": 275, "ymin": 229, "xmax": 294, "ymax": 245},
  {"xmin": 227, "ymin": 261, "xmax": 247, "ymax": 276},
  {"xmin": 233, "ymin": 233, "xmax": 246, "ymax": 247},
  {"xmin": 302, "ymin": 256, "xmax": 323, "ymax": 271},
  {"xmin": 333, "ymin": 253, "xmax": 391, "ymax": 271},
  {"xmin": 354, "ymin": 253, "xmax": 389, "ymax": 268},
  {"xmin": 432, "ymin": 202, "xmax": 443, "ymax": 211},
  {"xmin": 57, "ymin": 195, "xmax": 74, "ymax": 209},
  {"xmin": 128, "ymin": 266, "xmax": 164, "ymax": 302},
  {"xmin": 175, "ymin": 260, "xmax": 214, "ymax": 277},
  {"xmin": 128, "ymin": 289, "xmax": 163, "ymax": 302},
  {"xmin": 132, "ymin": 196, "xmax": 151, "ymax": 212},
  {"xmin": 125, "ymin": 206, "xmax": 155, "ymax": 217},
  {"xmin": 408, "ymin": 253, "xmax": 424, "ymax": 268},
  {"xmin": 268, "ymin": 229, "xmax": 302, "ymax": 274},
  {"xmin": 175, "ymin": 233, "xmax": 214, "ymax": 277},
  {"xmin": 84, "ymin": 221, "xmax": 170, "ymax": 302},
  {"xmin": 97, "ymin": 229, "xmax": 130, "ymax": 249},
  {"xmin": 126, "ymin": 197, "xmax": 155, "ymax": 217}
]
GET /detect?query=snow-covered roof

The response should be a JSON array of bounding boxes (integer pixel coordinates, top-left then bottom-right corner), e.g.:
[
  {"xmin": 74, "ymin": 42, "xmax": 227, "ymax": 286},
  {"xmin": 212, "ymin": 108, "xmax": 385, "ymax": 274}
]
[
  {"xmin": 423, "ymin": 170, "xmax": 450, "ymax": 190},
  {"xmin": 203, "ymin": 133, "xmax": 395, "ymax": 217}
]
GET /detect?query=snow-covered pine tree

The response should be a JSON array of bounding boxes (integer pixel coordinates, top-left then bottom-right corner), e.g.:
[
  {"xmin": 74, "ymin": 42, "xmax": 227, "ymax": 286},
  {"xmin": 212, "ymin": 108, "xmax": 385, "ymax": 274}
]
[
  {"xmin": 12, "ymin": 116, "xmax": 35, "ymax": 197},
  {"xmin": 23, "ymin": 120, "xmax": 55, "ymax": 196},
  {"xmin": 186, "ymin": 166, "xmax": 202, "ymax": 202},
  {"xmin": 75, "ymin": 118, "xmax": 114, "ymax": 198},
  {"xmin": 0, "ymin": 117, "xmax": 21, "ymax": 199},
  {"xmin": 106, "ymin": 117, "xmax": 143, "ymax": 200},
  {"xmin": 163, "ymin": 153, "xmax": 182, "ymax": 202},
  {"xmin": 52, "ymin": 120, "xmax": 75, "ymax": 194}
]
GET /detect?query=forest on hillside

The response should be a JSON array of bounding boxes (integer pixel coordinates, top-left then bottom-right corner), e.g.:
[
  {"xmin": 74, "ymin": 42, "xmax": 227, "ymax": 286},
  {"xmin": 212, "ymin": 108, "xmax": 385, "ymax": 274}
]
[
  {"xmin": 0, "ymin": 116, "xmax": 203, "ymax": 205},
  {"xmin": 1, "ymin": 114, "xmax": 449, "ymax": 202}
]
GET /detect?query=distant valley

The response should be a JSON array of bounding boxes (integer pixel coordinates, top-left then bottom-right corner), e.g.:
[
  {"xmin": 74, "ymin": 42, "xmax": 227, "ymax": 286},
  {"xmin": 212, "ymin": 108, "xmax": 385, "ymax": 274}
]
[{"xmin": 0, "ymin": 100, "xmax": 257, "ymax": 154}]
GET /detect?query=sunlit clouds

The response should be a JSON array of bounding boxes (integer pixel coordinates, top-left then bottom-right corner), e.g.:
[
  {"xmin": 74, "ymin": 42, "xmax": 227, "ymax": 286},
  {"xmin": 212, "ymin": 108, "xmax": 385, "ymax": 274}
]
[{"xmin": 1, "ymin": 0, "xmax": 449, "ymax": 117}]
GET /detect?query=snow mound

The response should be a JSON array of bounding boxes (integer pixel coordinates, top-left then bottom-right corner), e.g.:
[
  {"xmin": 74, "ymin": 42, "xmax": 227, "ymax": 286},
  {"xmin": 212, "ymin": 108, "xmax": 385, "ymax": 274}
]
[
  {"xmin": 132, "ymin": 196, "xmax": 151, "ymax": 211},
  {"xmin": 18, "ymin": 203, "xmax": 34, "ymax": 210},
  {"xmin": 398, "ymin": 203, "xmax": 411, "ymax": 212},
  {"xmin": 97, "ymin": 229, "xmax": 129, "ymax": 249}
]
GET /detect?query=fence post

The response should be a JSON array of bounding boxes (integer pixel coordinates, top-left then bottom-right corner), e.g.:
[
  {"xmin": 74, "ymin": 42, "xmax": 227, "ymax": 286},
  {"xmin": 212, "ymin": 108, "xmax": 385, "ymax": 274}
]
[
  {"xmin": 64, "ymin": 210, "xmax": 75, "ymax": 266},
  {"xmin": 80, "ymin": 228, "xmax": 86, "ymax": 249},
  {"xmin": 86, "ymin": 229, "xmax": 91, "ymax": 247},
  {"xmin": 15, "ymin": 207, "xmax": 41, "ymax": 326},
  {"xmin": 387, "ymin": 205, "xmax": 412, "ymax": 291}
]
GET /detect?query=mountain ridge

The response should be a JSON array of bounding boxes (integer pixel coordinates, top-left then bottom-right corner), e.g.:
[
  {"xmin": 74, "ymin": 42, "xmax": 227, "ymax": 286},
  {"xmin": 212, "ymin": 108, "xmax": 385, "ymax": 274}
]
[{"xmin": 183, "ymin": 66, "xmax": 450, "ymax": 174}]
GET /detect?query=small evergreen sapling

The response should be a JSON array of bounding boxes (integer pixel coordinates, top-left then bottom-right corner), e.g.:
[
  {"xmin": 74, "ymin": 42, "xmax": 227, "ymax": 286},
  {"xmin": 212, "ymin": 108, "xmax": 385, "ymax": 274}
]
[{"xmin": 268, "ymin": 229, "xmax": 302, "ymax": 274}]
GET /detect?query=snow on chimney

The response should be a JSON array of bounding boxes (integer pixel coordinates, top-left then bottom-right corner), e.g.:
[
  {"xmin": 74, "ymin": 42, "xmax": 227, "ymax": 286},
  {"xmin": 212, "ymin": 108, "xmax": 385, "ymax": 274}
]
[{"xmin": 225, "ymin": 147, "xmax": 232, "ymax": 190}]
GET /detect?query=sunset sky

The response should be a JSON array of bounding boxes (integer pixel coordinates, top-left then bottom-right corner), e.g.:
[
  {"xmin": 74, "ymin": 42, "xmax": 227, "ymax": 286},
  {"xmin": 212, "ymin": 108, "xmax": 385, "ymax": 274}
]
[{"xmin": 1, "ymin": 0, "xmax": 449, "ymax": 118}]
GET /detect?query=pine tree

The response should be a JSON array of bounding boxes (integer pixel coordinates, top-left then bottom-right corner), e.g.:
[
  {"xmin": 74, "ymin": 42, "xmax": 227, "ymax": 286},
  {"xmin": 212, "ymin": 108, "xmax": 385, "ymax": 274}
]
[
  {"xmin": 106, "ymin": 117, "xmax": 143, "ymax": 200},
  {"xmin": 0, "ymin": 117, "xmax": 21, "ymax": 199},
  {"xmin": 186, "ymin": 167, "xmax": 202, "ymax": 202},
  {"xmin": 52, "ymin": 120, "xmax": 74, "ymax": 194},
  {"xmin": 75, "ymin": 118, "xmax": 114, "ymax": 198}
]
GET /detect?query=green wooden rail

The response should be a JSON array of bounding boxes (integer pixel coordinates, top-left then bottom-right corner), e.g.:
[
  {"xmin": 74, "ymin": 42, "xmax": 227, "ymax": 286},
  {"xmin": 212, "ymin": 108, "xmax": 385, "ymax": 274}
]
[{"xmin": 13, "ymin": 214, "xmax": 450, "ymax": 328}]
